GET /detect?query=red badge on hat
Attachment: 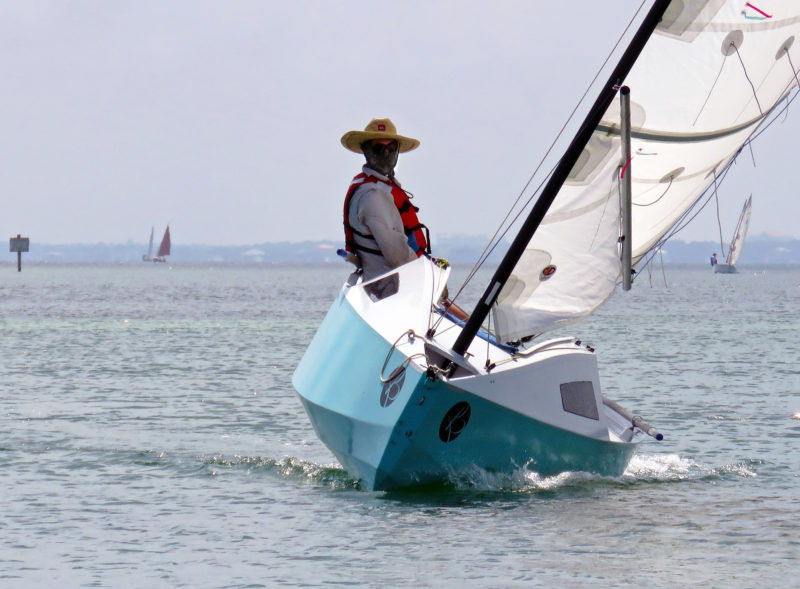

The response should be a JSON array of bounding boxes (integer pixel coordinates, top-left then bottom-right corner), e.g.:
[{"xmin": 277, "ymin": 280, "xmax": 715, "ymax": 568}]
[{"xmin": 378, "ymin": 124, "xmax": 386, "ymax": 131}]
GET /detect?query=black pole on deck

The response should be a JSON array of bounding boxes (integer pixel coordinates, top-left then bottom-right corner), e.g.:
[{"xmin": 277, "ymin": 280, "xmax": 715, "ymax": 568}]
[{"xmin": 449, "ymin": 0, "xmax": 672, "ymax": 359}]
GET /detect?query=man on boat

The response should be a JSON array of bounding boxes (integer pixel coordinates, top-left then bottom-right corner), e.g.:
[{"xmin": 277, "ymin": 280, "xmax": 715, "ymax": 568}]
[
  {"xmin": 341, "ymin": 117, "xmax": 428, "ymax": 281},
  {"xmin": 710, "ymin": 252, "xmax": 718, "ymax": 266},
  {"xmin": 341, "ymin": 117, "xmax": 467, "ymax": 319}
]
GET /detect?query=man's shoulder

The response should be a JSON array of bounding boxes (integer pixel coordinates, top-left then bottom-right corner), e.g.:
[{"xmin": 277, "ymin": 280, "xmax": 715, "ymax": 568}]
[{"xmin": 353, "ymin": 178, "xmax": 392, "ymax": 198}]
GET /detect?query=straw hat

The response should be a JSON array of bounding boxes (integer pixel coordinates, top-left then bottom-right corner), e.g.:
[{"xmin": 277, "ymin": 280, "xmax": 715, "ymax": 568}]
[{"xmin": 341, "ymin": 118, "xmax": 420, "ymax": 154}]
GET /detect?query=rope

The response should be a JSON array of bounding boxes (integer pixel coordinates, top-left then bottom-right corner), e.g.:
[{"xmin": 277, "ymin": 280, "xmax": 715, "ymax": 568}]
[
  {"xmin": 694, "ymin": 50, "xmax": 729, "ymax": 127},
  {"xmin": 635, "ymin": 160, "xmax": 737, "ymax": 277},
  {"xmin": 379, "ymin": 329, "xmax": 428, "ymax": 383},
  {"xmin": 787, "ymin": 51, "xmax": 800, "ymax": 91},
  {"xmin": 633, "ymin": 175, "xmax": 673, "ymax": 207},
  {"xmin": 713, "ymin": 171, "xmax": 727, "ymax": 258},
  {"xmin": 635, "ymin": 65, "xmax": 800, "ymax": 279},
  {"xmin": 734, "ymin": 44, "xmax": 764, "ymax": 116}
]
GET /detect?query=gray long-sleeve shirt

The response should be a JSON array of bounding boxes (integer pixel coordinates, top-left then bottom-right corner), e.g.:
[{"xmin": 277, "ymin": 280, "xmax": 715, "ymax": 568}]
[{"xmin": 347, "ymin": 166, "xmax": 418, "ymax": 281}]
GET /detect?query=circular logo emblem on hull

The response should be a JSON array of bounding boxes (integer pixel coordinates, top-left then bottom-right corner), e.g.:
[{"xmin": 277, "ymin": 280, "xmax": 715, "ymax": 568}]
[
  {"xmin": 439, "ymin": 401, "xmax": 471, "ymax": 442},
  {"xmin": 380, "ymin": 367, "xmax": 406, "ymax": 407}
]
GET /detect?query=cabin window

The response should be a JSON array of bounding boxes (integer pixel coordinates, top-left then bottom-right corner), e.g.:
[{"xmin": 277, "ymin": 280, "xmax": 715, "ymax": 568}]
[
  {"xmin": 560, "ymin": 381, "xmax": 599, "ymax": 420},
  {"xmin": 364, "ymin": 273, "xmax": 399, "ymax": 301}
]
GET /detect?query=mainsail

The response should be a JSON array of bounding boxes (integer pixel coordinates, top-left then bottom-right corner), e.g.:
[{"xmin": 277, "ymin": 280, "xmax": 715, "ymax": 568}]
[
  {"xmin": 157, "ymin": 226, "xmax": 171, "ymax": 258},
  {"xmin": 145, "ymin": 226, "xmax": 154, "ymax": 260},
  {"xmin": 725, "ymin": 194, "xmax": 752, "ymax": 265},
  {"xmin": 492, "ymin": 1, "xmax": 800, "ymax": 342}
]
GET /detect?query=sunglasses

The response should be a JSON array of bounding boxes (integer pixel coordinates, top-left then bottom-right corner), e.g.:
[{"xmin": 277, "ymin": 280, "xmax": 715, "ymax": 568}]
[{"xmin": 365, "ymin": 140, "xmax": 399, "ymax": 155}]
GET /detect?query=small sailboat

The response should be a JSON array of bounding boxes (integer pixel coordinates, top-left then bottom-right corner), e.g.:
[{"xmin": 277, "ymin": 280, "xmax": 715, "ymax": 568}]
[
  {"xmin": 294, "ymin": 1, "xmax": 800, "ymax": 490},
  {"xmin": 142, "ymin": 227, "xmax": 155, "ymax": 262},
  {"xmin": 153, "ymin": 225, "xmax": 171, "ymax": 263},
  {"xmin": 714, "ymin": 195, "xmax": 752, "ymax": 274}
]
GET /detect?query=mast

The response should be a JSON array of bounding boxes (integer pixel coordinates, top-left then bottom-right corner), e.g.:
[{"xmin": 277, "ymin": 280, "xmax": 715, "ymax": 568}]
[
  {"xmin": 620, "ymin": 86, "xmax": 633, "ymax": 291},
  {"xmin": 450, "ymin": 0, "xmax": 671, "ymax": 358}
]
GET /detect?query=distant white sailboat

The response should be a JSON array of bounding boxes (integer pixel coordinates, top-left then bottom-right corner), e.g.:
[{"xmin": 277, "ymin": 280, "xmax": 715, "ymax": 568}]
[
  {"xmin": 142, "ymin": 227, "xmax": 155, "ymax": 262},
  {"xmin": 714, "ymin": 196, "xmax": 752, "ymax": 274}
]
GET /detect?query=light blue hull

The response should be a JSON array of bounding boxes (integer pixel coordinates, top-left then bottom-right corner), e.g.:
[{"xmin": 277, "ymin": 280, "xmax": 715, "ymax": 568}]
[{"xmin": 293, "ymin": 288, "xmax": 637, "ymax": 491}]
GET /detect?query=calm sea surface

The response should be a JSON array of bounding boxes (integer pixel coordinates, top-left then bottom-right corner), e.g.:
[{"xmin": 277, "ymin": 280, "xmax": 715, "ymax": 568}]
[{"xmin": 1, "ymin": 262, "xmax": 798, "ymax": 587}]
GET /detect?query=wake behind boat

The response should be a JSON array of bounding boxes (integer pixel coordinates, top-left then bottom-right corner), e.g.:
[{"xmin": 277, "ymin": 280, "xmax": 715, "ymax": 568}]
[
  {"xmin": 714, "ymin": 195, "xmax": 752, "ymax": 274},
  {"xmin": 294, "ymin": 1, "xmax": 800, "ymax": 490}
]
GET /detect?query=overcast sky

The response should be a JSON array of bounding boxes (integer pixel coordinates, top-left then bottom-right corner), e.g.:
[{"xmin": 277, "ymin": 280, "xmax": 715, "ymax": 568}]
[{"xmin": 2, "ymin": 1, "xmax": 798, "ymax": 248}]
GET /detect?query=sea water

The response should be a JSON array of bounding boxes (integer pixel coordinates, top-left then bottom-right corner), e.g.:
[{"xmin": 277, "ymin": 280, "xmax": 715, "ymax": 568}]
[{"xmin": 1, "ymin": 262, "xmax": 798, "ymax": 587}]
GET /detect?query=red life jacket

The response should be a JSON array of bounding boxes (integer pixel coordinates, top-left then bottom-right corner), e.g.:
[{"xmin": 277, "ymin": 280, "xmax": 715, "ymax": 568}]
[{"xmin": 343, "ymin": 172, "xmax": 428, "ymax": 259}]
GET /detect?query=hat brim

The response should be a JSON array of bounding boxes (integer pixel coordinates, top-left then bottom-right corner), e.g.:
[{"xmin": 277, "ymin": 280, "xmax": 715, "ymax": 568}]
[{"xmin": 341, "ymin": 130, "xmax": 420, "ymax": 154}]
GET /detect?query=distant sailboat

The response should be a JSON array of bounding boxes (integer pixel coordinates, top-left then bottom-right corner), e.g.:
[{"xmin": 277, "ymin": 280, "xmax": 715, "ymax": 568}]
[
  {"xmin": 142, "ymin": 227, "xmax": 155, "ymax": 261},
  {"xmin": 714, "ymin": 196, "xmax": 752, "ymax": 274},
  {"xmin": 153, "ymin": 225, "xmax": 171, "ymax": 263}
]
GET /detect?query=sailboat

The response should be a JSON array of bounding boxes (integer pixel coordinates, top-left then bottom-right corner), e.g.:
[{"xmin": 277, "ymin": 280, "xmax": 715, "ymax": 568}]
[
  {"xmin": 714, "ymin": 195, "xmax": 753, "ymax": 273},
  {"xmin": 294, "ymin": 1, "xmax": 800, "ymax": 490},
  {"xmin": 152, "ymin": 226, "xmax": 171, "ymax": 263}
]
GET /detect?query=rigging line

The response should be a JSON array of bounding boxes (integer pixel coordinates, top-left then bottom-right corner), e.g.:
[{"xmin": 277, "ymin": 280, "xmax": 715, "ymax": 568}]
[
  {"xmin": 748, "ymin": 83, "xmax": 800, "ymax": 143},
  {"xmin": 589, "ymin": 168, "xmax": 619, "ymax": 251},
  {"xmin": 429, "ymin": 160, "xmax": 558, "ymax": 335},
  {"xmin": 713, "ymin": 171, "xmax": 727, "ymax": 258},
  {"xmin": 782, "ymin": 51, "xmax": 800, "ymax": 124},
  {"xmin": 633, "ymin": 176, "xmax": 673, "ymax": 207},
  {"xmin": 781, "ymin": 91, "xmax": 791, "ymax": 123},
  {"xmin": 637, "ymin": 75, "xmax": 800, "ymax": 275},
  {"xmin": 442, "ymin": 164, "xmax": 556, "ymax": 306},
  {"xmin": 786, "ymin": 51, "xmax": 800, "ymax": 93},
  {"xmin": 734, "ymin": 44, "xmax": 764, "ymax": 116},
  {"xmin": 444, "ymin": 0, "xmax": 649, "ymax": 303},
  {"xmin": 637, "ymin": 159, "xmax": 738, "ymax": 274},
  {"xmin": 640, "ymin": 174, "xmax": 728, "ymax": 275},
  {"xmin": 646, "ymin": 171, "xmax": 723, "ymax": 264},
  {"xmin": 693, "ymin": 51, "xmax": 729, "ymax": 127}
]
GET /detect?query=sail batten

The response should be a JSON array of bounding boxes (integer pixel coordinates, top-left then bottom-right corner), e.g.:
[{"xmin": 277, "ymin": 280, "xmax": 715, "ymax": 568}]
[{"xmin": 492, "ymin": 1, "xmax": 800, "ymax": 343}]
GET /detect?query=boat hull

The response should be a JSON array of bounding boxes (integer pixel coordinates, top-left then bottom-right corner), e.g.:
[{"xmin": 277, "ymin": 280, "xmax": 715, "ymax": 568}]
[
  {"xmin": 293, "ymin": 260, "xmax": 640, "ymax": 490},
  {"xmin": 713, "ymin": 264, "xmax": 736, "ymax": 273},
  {"xmin": 299, "ymin": 377, "xmax": 637, "ymax": 490}
]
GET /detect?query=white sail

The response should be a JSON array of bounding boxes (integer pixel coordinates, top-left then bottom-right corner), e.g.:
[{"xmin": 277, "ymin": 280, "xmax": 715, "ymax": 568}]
[
  {"xmin": 147, "ymin": 227, "xmax": 154, "ymax": 259},
  {"xmin": 725, "ymin": 194, "xmax": 752, "ymax": 265},
  {"xmin": 493, "ymin": 1, "xmax": 800, "ymax": 342}
]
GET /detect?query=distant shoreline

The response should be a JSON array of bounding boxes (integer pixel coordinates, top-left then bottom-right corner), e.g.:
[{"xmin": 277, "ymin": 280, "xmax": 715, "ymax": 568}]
[{"xmin": 4, "ymin": 235, "xmax": 799, "ymax": 264}]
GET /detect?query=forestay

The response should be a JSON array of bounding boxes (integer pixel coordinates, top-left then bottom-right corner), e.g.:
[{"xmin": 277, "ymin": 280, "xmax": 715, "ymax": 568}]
[{"xmin": 493, "ymin": 1, "xmax": 800, "ymax": 342}]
